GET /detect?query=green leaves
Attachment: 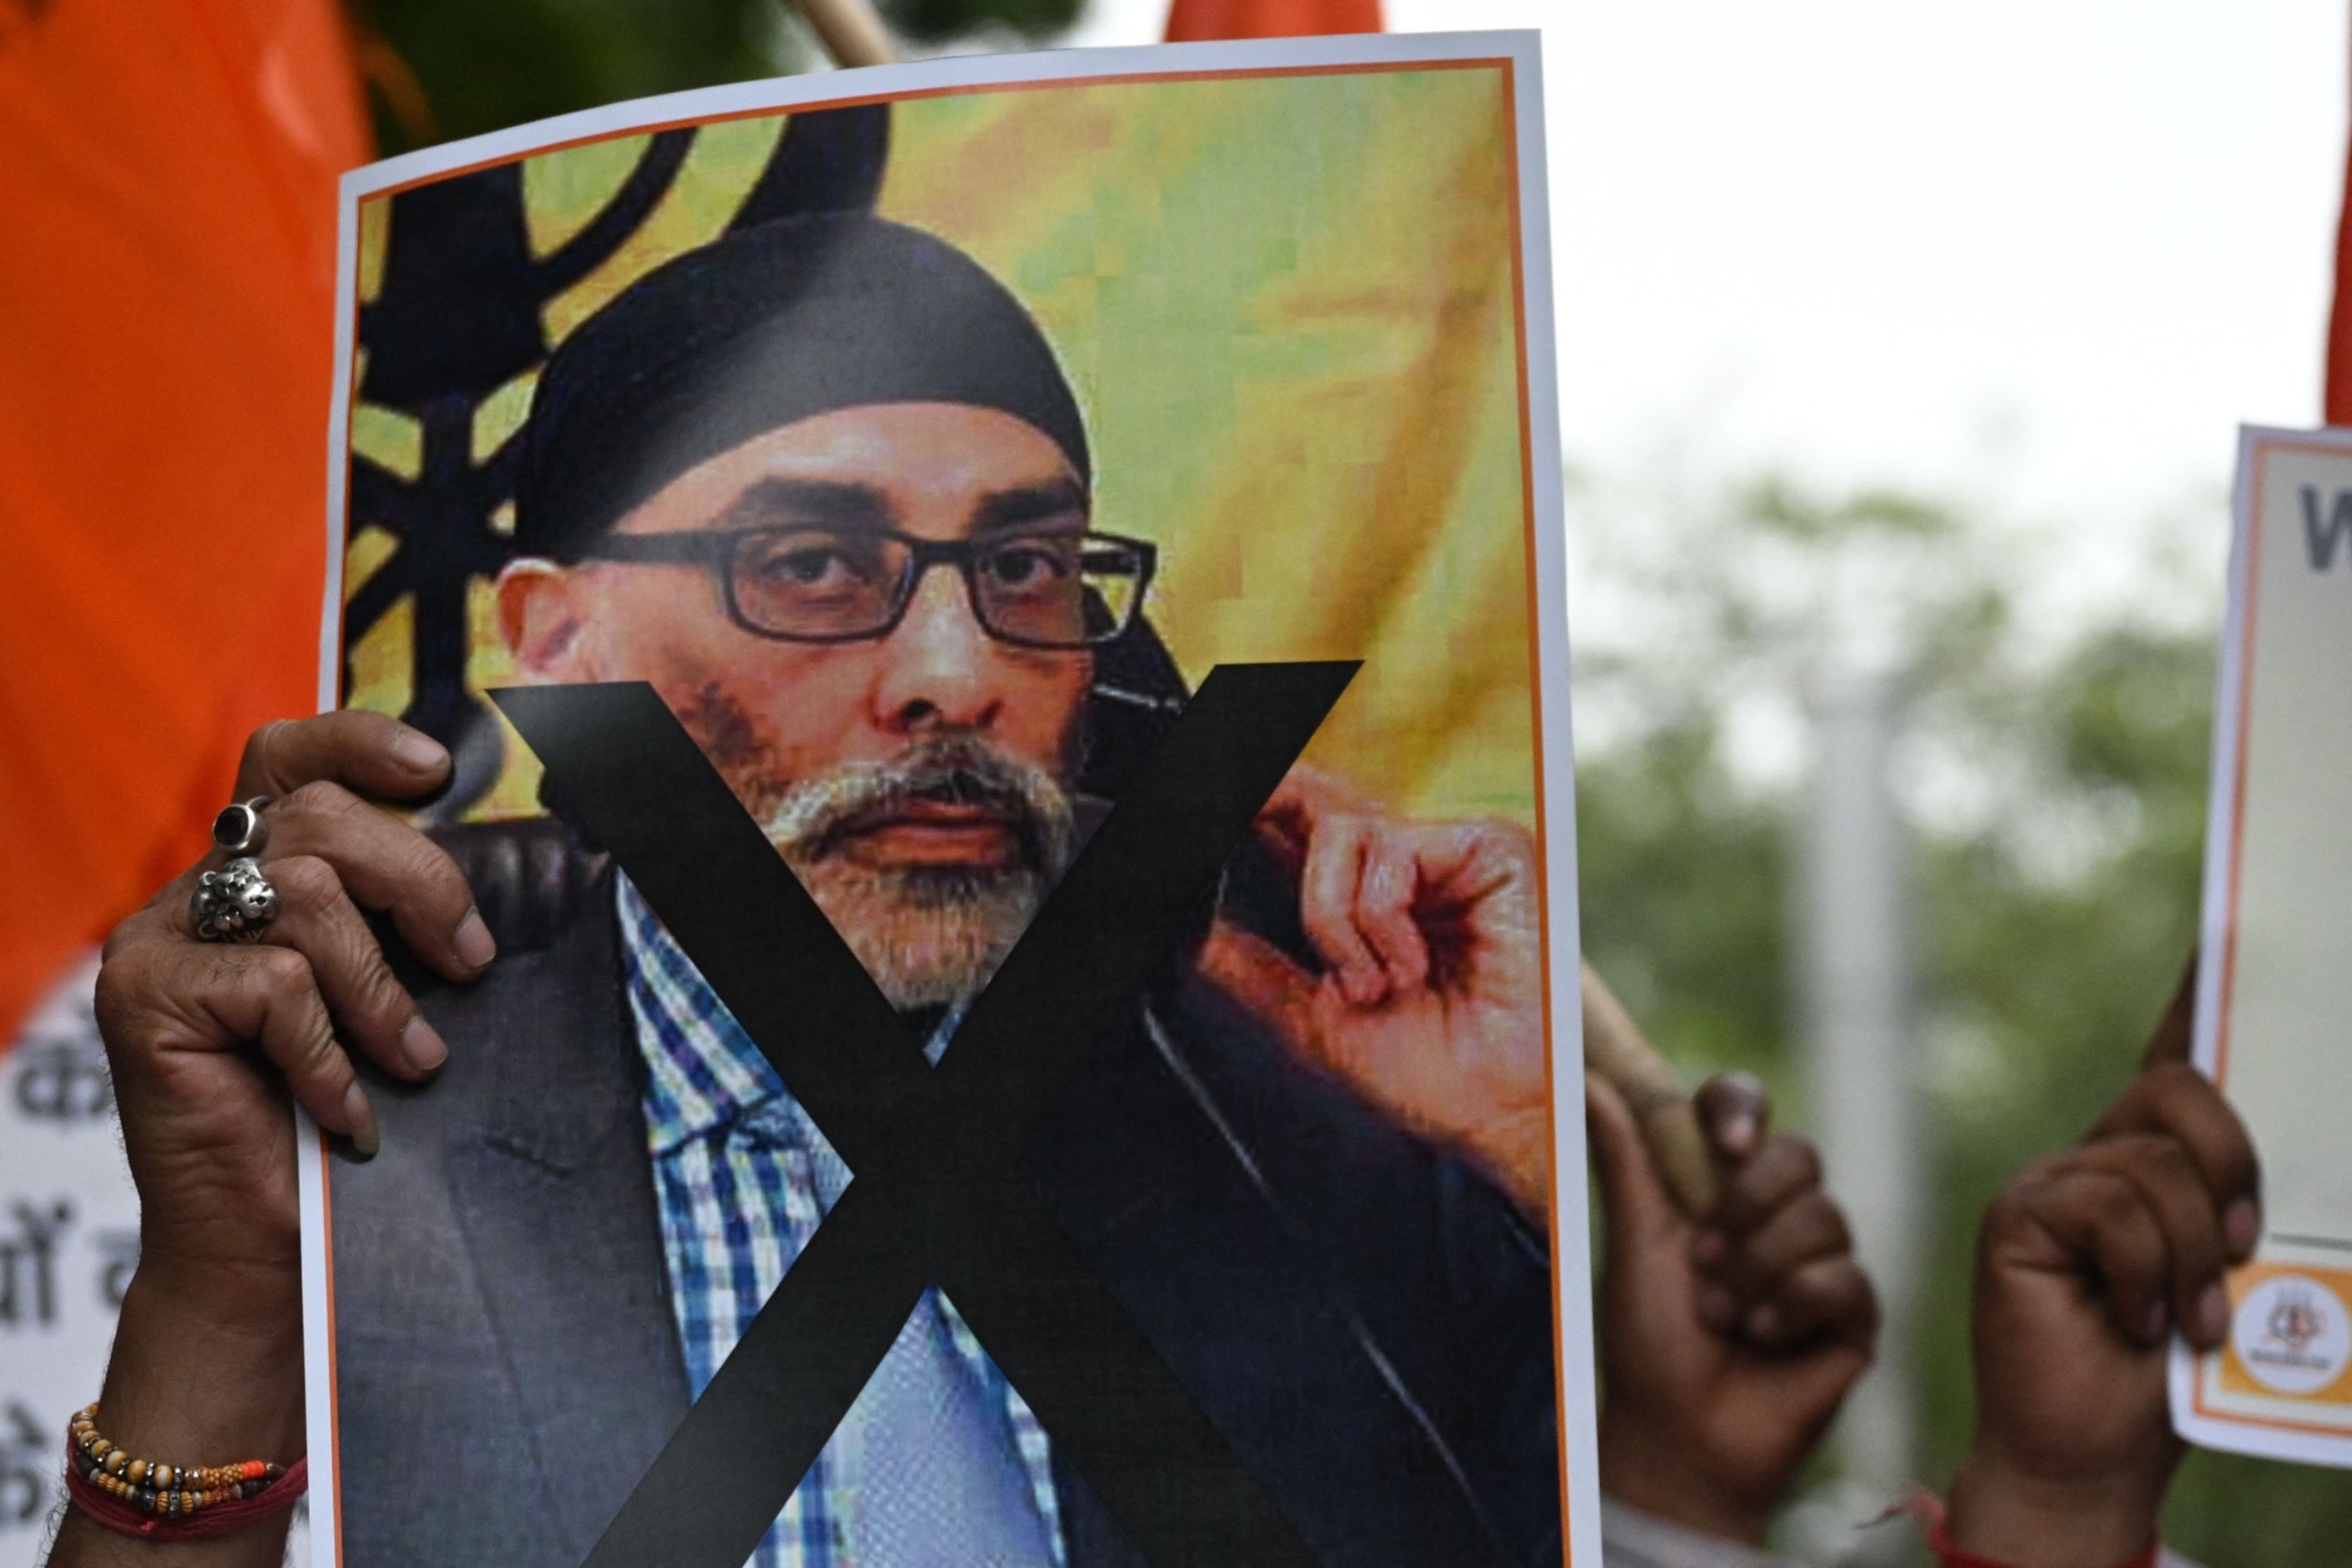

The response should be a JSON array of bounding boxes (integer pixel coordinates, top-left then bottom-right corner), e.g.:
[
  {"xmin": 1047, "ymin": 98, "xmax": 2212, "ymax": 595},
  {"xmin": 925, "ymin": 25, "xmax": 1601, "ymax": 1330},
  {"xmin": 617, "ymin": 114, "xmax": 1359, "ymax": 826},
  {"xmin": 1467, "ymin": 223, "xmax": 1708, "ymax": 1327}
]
[
  {"xmin": 1573, "ymin": 467, "xmax": 2352, "ymax": 1560},
  {"xmin": 354, "ymin": 0, "xmax": 1085, "ymax": 154}
]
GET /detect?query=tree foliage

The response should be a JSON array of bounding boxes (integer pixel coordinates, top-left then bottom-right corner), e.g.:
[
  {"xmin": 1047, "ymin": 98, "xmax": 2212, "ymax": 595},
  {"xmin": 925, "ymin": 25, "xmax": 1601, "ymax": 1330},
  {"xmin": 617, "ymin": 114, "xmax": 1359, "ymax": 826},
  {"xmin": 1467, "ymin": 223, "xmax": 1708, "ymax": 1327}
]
[
  {"xmin": 351, "ymin": 0, "xmax": 1083, "ymax": 153},
  {"xmin": 1572, "ymin": 471, "xmax": 2352, "ymax": 1564}
]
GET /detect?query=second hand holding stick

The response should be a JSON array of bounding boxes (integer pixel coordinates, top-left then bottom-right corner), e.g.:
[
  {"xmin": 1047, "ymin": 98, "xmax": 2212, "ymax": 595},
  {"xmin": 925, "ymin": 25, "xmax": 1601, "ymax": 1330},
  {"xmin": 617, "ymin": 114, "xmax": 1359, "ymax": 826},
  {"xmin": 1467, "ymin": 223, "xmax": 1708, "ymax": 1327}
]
[{"xmin": 1581, "ymin": 962, "xmax": 1720, "ymax": 1217}]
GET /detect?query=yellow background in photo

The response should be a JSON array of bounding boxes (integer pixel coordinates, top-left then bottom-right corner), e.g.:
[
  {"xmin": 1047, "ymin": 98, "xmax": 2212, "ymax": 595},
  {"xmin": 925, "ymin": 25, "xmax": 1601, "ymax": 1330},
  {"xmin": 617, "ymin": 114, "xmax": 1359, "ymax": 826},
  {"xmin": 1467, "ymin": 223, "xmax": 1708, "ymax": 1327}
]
[{"xmin": 346, "ymin": 64, "xmax": 1536, "ymax": 827}]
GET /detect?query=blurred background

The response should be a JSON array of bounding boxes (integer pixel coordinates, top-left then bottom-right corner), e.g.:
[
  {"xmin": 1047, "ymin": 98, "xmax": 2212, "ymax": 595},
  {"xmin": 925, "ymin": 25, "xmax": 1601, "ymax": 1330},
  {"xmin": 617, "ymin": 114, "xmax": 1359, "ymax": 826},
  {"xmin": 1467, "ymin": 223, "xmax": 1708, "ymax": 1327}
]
[
  {"xmin": 5, "ymin": 1, "xmax": 2348, "ymax": 1562},
  {"xmin": 407, "ymin": 2, "xmax": 2331, "ymax": 1557}
]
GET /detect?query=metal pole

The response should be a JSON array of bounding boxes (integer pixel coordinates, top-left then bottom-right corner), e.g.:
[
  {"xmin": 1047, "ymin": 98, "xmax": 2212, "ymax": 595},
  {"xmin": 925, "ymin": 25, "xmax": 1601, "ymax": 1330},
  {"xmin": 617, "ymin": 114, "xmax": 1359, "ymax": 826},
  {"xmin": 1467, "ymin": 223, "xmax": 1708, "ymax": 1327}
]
[{"xmin": 1796, "ymin": 668, "xmax": 1921, "ymax": 1551}]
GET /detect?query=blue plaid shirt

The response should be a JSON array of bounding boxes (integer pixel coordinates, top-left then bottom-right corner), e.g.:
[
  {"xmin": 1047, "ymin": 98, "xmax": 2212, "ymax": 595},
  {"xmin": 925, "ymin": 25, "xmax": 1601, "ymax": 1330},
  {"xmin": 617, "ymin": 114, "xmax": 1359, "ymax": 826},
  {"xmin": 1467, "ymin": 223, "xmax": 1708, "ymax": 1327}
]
[{"xmin": 619, "ymin": 876, "xmax": 1063, "ymax": 1568}]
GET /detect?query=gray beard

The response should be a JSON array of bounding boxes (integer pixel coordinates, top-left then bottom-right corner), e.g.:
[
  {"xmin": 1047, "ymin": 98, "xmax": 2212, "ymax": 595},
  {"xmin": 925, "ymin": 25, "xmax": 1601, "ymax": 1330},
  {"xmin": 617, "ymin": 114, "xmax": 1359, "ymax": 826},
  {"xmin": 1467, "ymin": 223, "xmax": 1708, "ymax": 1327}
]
[{"xmin": 762, "ymin": 737, "xmax": 1076, "ymax": 1011}]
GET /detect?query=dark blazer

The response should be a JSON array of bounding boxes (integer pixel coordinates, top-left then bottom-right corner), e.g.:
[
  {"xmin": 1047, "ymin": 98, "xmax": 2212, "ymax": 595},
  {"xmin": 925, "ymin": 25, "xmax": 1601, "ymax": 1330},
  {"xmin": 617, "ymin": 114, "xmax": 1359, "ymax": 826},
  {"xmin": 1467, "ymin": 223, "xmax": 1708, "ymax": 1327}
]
[{"xmin": 332, "ymin": 820, "xmax": 1561, "ymax": 1568}]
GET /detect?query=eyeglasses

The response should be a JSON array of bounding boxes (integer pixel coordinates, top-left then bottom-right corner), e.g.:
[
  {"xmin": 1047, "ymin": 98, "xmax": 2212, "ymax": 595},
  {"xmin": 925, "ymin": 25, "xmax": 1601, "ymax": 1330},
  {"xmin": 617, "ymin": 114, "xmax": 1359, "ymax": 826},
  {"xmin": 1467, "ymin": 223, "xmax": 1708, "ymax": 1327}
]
[{"xmin": 575, "ymin": 524, "xmax": 1157, "ymax": 650}]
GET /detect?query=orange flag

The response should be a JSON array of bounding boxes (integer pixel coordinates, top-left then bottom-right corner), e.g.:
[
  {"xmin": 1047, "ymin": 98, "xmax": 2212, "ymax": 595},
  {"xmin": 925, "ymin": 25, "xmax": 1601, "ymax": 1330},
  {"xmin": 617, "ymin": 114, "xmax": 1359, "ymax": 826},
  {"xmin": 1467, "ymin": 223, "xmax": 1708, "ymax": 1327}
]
[
  {"xmin": 0, "ymin": 0, "xmax": 368, "ymax": 1040},
  {"xmin": 2331, "ymin": 64, "xmax": 2352, "ymax": 423},
  {"xmin": 1165, "ymin": 0, "xmax": 1380, "ymax": 41}
]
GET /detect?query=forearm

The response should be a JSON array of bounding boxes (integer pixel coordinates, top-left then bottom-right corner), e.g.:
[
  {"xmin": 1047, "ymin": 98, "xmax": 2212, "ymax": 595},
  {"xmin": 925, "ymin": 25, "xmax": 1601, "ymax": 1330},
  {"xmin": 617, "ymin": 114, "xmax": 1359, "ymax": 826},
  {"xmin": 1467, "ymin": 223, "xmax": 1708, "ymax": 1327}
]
[
  {"xmin": 46, "ymin": 1259, "xmax": 304, "ymax": 1568},
  {"xmin": 1596, "ymin": 1406, "xmax": 1772, "ymax": 1546},
  {"xmin": 1943, "ymin": 1444, "xmax": 2167, "ymax": 1568},
  {"xmin": 1600, "ymin": 1494, "xmax": 1796, "ymax": 1568}
]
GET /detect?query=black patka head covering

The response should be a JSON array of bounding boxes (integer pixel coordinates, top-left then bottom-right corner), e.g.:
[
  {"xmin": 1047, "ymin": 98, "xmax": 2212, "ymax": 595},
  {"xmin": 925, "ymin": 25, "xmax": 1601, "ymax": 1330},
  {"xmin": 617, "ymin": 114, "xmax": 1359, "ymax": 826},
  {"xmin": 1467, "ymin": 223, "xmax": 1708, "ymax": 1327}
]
[{"xmin": 514, "ymin": 212, "xmax": 1092, "ymax": 560}]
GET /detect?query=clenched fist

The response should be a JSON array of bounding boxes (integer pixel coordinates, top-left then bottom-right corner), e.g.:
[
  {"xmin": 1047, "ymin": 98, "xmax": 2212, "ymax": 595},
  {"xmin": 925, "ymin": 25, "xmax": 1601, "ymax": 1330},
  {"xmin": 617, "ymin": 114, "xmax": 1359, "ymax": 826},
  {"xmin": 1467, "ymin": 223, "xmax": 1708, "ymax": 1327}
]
[{"xmin": 1945, "ymin": 966, "xmax": 2258, "ymax": 1568}]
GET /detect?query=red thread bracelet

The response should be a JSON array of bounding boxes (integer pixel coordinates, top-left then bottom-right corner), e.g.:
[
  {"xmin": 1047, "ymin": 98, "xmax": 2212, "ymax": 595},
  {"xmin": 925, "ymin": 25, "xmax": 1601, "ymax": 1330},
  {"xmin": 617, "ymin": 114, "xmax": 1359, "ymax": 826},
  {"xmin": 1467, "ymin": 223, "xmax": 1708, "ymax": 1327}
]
[
  {"xmin": 65, "ymin": 1443, "xmax": 307, "ymax": 1543},
  {"xmin": 1919, "ymin": 1502, "xmax": 2159, "ymax": 1568}
]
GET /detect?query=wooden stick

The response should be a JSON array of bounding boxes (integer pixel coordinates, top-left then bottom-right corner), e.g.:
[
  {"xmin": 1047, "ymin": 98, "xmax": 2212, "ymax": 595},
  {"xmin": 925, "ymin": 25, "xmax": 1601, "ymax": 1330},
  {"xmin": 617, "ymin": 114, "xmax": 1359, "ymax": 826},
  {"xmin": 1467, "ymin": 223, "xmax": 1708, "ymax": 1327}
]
[
  {"xmin": 1581, "ymin": 962, "xmax": 1720, "ymax": 1217},
  {"xmin": 791, "ymin": 0, "xmax": 900, "ymax": 68}
]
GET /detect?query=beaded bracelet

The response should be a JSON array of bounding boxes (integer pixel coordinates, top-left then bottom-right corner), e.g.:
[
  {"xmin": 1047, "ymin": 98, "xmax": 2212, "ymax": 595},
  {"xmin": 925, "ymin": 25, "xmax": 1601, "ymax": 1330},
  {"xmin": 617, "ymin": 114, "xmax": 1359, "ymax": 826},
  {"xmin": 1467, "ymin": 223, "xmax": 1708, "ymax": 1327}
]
[{"xmin": 64, "ymin": 1403, "xmax": 305, "ymax": 1539}]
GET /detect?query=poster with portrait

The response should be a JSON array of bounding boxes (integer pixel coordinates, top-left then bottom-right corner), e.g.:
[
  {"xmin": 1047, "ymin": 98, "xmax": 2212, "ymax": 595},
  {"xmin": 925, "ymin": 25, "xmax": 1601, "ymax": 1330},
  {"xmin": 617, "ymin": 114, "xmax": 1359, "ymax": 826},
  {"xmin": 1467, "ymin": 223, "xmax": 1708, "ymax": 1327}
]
[{"xmin": 302, "ymin": 31, "xmax": 1593, "ymax": 1568}]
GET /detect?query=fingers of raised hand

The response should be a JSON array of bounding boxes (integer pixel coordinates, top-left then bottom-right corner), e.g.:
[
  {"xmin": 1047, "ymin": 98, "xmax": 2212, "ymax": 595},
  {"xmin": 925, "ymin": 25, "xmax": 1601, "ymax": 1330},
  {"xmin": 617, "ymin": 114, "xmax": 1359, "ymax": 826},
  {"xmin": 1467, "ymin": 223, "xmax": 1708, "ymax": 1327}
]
[
  {"xmin": 1256, "ymin": 765, "xmax": 1380, "ymax": 860},
  {"xmin": 1356, "ymin": 837, "xmax": 1431, "ymax": 993},
  {"xmin": 1691, "ymin": 1130, "xmax": 1873, "ymax": 1353},
  {"xmin": 1584, "ymin": 1070, "xmax": 1680, "ymax": 1250},
  {"xmin": 220, "ymin": 946, "xmax": 379, "ymax": 1151},
  {"xmin": 2082, "ymin": 1135, "xmax": 2232, "ymax": 1344},
  {"xmin": 1740, "ymin": 1254, "xmax": 1880, "ymax": 1355},
  {"xmin": 1298, "ymin": 813, "xmax": 1535, "ymax": 1008},
  {"xmin": 1695, "ymin": 1070, "xmax": 1772, "ymax": 1163},
  {"xmin": 2007, "ymin": 1164, "xmax": 2182, "ymax": 1345},
  {"xmin": 2091, "ymin": 1060, "xmax": 2259, "ymax": 1260},
  {"xmin": 2040, "ymin": 1137, "xmax": 2236, "ymax": 1349},
  {"xmin": 236, "ymin": 710, "xmax": 449, "ymax": 803},
  {"xmin": 1705, "ymin": 1188, "xmax": 1853, "ymax": 1302},
  {"xmin": 97, "ymin": 936, "xmax": 376, "ymax": 1152},
  {"xmin": 1298, "ymin": 813, "xmax": 1386, "ymax": 1004},
  {"xmin": 250, "ymin": 855, "xmax": 447, "ymax": 1083},
  {"xmin": 1199, "ymin": 923, "xmax": 1325, "ymax": 1065},
  {"xmin": 263, "ymin": 781, "xmax": 492, "ymax": 982},
  {"xmin": 1706, "ymin": 1132, "xmax": 1822, "ymax": 1237}
]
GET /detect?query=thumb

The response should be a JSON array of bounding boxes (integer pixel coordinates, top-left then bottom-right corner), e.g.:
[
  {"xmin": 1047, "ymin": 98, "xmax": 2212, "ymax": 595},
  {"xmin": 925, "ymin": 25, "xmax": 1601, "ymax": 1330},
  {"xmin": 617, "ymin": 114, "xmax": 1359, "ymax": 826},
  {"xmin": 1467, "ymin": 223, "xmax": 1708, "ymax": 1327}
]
[
  {"xmin": 1694, "ymin": 1070, "xmax": 1771, "ymax": 1165},
  {"xmin": 1586, "ymin": 1069, "xmax": 1682, "ymax": 1276},
  {"xmin": 1198, "ymin": 919, "xmax": 1328, "ymax": 1068}
]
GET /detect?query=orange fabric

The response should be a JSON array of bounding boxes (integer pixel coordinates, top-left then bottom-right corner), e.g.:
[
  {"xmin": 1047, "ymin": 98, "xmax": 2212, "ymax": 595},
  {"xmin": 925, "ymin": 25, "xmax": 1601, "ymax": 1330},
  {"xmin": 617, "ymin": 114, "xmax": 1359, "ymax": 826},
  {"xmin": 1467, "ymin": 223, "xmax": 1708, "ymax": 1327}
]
[
  {"xmin": 0, "ymin": 0, "xmax": 368, "ymax": 1040},
  {"xmin": 1165, "ymin": 0, "xmax": 1380, "ymax": 42},
  {"xmin": 2331, "ymin": 31, "xmax": 2352, "ymax": 423}
]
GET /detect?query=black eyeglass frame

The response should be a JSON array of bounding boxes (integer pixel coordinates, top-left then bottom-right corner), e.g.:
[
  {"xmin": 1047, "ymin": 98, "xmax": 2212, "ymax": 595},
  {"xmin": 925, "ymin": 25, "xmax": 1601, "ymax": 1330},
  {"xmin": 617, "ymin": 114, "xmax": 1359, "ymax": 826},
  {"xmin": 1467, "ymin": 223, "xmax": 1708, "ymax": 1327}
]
[{"xmin": 573, "ymin": 524, "xmax": 1158, "ymax": 651}]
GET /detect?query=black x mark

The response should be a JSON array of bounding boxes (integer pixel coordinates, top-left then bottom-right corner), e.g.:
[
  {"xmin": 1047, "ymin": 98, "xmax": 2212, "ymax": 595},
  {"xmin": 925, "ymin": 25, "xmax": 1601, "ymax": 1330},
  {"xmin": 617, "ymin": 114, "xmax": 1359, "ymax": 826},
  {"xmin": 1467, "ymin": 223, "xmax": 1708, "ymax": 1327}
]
[{"xmin": 494, "ymin": 662, "xmax": 1356, "ymax": 1568}]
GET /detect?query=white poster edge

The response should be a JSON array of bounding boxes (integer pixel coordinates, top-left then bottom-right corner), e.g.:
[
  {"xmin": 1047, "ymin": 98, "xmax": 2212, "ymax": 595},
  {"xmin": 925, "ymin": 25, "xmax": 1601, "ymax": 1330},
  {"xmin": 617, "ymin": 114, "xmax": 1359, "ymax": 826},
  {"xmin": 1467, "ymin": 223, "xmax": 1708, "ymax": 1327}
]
[
  {"xmin": 1504, "ymin": 41, "xmax": 1606, "ymax": 1568},
  {"xmin": 297, "ymin": 132, "xmax": 368, "ymax": 1568}
]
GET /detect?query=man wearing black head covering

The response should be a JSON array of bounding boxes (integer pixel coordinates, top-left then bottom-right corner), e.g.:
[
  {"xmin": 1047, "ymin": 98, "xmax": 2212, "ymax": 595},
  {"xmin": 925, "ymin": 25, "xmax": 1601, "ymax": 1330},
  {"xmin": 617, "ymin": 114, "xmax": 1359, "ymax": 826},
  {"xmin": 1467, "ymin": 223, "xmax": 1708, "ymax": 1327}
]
[
  {"xmin": 327, "ymin": 212, "xmax": 1564, "ymax": 1568},
  {"xmin": 515, "ymin": 214, "xmax": 1096, "ymax": 557}
]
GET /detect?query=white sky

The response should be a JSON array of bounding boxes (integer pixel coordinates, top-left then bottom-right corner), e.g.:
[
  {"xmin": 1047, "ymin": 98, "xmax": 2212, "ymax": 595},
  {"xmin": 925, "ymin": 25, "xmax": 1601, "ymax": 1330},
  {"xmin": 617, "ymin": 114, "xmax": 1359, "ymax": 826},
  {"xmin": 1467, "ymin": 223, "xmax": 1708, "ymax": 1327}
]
[{"xmin": 1067, "ymin": 1, "xmax": 2349, "ymax": 550}]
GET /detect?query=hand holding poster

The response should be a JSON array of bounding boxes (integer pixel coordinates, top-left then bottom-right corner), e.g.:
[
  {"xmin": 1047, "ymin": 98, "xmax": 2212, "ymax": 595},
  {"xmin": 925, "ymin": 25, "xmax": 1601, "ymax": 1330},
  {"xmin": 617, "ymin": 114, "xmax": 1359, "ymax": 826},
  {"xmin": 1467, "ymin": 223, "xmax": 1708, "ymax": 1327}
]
[
  {"xmin": 289, "ymin": 33, "xmax": 1596, "ymax": 1568},
  {"xmin": 2174, "ymin": 425, "xmax": 2352, "ymax": 1467}
]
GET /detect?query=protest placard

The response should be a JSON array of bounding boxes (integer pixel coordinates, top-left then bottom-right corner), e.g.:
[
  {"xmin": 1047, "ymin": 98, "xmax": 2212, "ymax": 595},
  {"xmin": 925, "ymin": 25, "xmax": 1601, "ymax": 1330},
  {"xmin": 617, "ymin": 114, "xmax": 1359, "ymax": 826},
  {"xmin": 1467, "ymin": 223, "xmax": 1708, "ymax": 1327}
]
[
  {"xmin": 304, "ymin": 32, "xmax": 1592, "ymax": 1567},
  {"xmin": 2174, "ymin": 425, "xmax": 2352, "ymax": 1467}
]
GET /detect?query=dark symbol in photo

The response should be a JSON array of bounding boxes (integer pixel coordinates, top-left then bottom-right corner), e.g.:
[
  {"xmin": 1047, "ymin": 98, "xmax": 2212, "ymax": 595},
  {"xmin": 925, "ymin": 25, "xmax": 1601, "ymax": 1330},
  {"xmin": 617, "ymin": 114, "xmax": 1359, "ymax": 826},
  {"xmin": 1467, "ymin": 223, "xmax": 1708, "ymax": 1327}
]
[
  {"xmin": 500, "ymin": 664, "xmax": 1354, "ymax": 1568},
  {"xmin": 2267, "ymin": 1289, "xmax": 2327, "ymax": 1356}
]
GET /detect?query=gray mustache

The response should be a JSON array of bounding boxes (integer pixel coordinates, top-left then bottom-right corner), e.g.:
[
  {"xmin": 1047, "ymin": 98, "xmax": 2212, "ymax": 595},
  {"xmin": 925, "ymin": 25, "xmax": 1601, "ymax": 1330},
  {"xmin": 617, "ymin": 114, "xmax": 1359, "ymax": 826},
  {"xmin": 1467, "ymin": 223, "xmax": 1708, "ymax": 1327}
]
[{"xmin": 766, "ymin": 738, "xmax": 1076, "ymax": 874}]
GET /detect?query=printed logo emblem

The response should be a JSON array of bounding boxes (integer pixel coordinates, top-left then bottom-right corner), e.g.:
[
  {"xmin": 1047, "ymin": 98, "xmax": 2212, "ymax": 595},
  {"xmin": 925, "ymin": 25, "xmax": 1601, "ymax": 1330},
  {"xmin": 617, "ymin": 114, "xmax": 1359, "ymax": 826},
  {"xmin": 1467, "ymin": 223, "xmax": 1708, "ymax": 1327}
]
[{"xmin": 2233, "ymin": 1275, "xmax": 2352, "ymax": 1395}]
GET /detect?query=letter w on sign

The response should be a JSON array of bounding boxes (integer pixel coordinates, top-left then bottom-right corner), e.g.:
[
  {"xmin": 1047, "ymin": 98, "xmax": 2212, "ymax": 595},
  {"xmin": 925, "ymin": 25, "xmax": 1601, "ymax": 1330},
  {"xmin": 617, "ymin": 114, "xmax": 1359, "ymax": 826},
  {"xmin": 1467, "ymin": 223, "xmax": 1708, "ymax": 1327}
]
[
  {"xmin": 2301, "ymin": 484, "xmax": 2352, "ymax": 570},
  {"xmin": 495, "ymin": 663, "xmax": 1357, "ymax": 1568}
]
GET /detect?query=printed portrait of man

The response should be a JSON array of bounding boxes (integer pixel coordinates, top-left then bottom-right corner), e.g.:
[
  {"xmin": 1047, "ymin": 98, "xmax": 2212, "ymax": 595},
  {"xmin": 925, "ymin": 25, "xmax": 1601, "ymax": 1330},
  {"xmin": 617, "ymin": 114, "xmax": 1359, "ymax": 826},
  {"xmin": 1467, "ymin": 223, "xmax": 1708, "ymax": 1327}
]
[{"xmin": 327, "ymin": 72, "xmax": 1563, "ymax": 1568}]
